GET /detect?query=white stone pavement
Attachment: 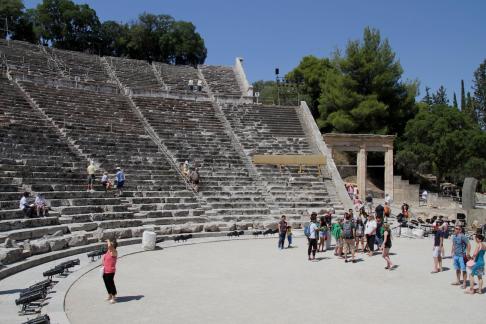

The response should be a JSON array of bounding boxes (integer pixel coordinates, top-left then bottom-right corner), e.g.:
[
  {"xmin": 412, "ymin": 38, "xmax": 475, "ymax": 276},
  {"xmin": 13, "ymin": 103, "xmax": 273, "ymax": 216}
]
[{"xmin": 1, "ymin": 235, "xmax": 485, "ymax": 324}]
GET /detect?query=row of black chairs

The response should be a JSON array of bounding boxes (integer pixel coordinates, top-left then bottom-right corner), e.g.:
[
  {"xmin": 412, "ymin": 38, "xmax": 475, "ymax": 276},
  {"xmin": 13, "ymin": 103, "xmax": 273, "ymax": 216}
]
[
  {"xmin": 22, "ymin": 314, "xmax": 50, "ymax": 324},
  {"xmin": 227, "ymin": 230, "xmax": 244, "ymax": 237},
  {"xmin": 42, "ymin": 259, "xmax": 80, "ymax": 279},
  {"xmin": 15, "ymin": 279, "xmax": 52, "ymax": 314},
  {"xmin": 174, "ymin": 234, "xmax": 193, "ymax": 242},
  {"xmin": 87, "ymin": 246, "xmax": 108, "ymax": 262}
]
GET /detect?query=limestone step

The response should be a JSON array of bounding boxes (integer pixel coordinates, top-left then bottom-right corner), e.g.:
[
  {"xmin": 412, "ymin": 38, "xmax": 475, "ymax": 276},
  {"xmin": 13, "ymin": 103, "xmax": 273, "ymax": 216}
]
[
  {"xmin": 0, "ymin": 224, "xmax": 69, "ymax": 243},
  {"xmin": 0, "ymin": 216, "xmax": 60, "ymax": 232}
]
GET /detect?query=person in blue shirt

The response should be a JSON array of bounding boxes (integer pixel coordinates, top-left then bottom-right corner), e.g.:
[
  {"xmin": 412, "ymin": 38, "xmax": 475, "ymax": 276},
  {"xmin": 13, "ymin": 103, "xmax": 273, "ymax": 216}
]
[
  {"xmin": 115, "ymin": 167, "xmax": 125, "ymax": 196},
  {"xmin": 451, "ymin": 225, "xmax": 471, "ymax": 289}
]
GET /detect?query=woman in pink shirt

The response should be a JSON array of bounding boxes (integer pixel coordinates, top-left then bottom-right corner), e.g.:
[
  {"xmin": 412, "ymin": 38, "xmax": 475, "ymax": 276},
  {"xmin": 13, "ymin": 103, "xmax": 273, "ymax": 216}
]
[{"xmin": 102, "ymin": 239, "xmax": 118, "ymax": 304}]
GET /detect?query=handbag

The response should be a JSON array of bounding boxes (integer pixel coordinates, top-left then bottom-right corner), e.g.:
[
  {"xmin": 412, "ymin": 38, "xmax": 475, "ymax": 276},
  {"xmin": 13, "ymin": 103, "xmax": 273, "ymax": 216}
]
[
  {"xmin": 466, "ymin": 260, "xmax": 475, "ymax": 268},
  {"xmin": 100, "ymin": 266, "xmax": 104, "ymax": 277}
]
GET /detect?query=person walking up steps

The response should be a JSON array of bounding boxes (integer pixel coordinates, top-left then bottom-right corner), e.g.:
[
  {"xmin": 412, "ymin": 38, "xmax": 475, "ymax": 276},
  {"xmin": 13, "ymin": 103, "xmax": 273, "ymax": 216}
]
[
  {"xmin": 115, "ymin": 167, "xmax": 125, "ymax": 197},
  {"xmin": 102, "ymin": 239, "xmax": 118, "ymax": 304},
  {"xmin": 87, "ymin": 161, "xmax": 96, "ymax": 192},
  {"xmin": 306, "ymin": 213, "xmax": 318, "ymax": 261},
  {"xmin": 465, "ymin": 234, "xmax": 484, "ymax": 295}
]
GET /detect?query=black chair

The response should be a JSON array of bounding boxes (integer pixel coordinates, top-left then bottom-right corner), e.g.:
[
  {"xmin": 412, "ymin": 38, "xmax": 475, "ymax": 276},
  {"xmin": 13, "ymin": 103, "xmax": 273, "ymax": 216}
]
[{"xmin": 22, "ymin": 314, "xmax": 50, "ymax": 324}]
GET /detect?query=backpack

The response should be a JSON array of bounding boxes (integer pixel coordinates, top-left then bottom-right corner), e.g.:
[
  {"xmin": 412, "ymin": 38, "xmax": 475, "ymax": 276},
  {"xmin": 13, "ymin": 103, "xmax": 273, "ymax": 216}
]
[
  {"xmin": 304, "ymin": 224, "xmax": 311, "ymax": 237},
  {"xmin": 343, "ymin": 221, "xmax": 354, "ymax": 239},
  {"xmin": 384, "ymin": 205, "xmax": 390, "ymax": 216}
]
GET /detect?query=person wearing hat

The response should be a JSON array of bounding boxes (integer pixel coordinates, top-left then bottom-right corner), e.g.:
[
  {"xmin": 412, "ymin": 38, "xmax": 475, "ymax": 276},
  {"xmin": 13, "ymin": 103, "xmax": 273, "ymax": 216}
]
[{"xmin": 115, "ymin": 167, "xmax": 125, "ymax": 196}]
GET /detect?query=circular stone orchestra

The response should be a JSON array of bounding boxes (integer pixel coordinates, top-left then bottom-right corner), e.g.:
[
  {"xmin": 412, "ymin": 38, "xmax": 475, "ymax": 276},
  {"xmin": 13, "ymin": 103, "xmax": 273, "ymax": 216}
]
[{"xmin": 65, "ymin": 237, "xmax": 484, "ymax": 324}]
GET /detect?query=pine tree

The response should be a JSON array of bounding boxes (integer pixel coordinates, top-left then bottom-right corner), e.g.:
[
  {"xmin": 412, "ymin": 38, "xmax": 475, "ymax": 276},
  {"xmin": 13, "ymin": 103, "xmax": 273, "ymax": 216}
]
[
  {"xmin": 453, "ymin": 92, "xmax": 458, "ymax": 109},
  {"xmin": 473, "ymin": 59, "xmax": 486, "ymax": 128},
  {"xmin": 432, "ymin": 86, "xmax": 448, "ymax": 105},
  {"xmin": 461, "ymin": 79, "xmax": 466, "ymax": 111},
  {"xmin": 422, "ymin": 86, "xmax": 433, "ymax": 105},
  {"xmin": 465, "ymin": 92, "xmax": 477, "ymax": 122}
]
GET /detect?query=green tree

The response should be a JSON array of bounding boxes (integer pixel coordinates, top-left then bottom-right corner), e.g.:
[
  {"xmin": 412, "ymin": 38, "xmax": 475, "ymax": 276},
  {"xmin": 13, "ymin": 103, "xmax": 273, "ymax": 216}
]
[
  {"xmin": 460, "ymin": 79, "xmax": 466, "ymax": 111},
  {"xmin": 473, "ymin": 58, "xmax": 486, "ymax": 128},
  {"xmin": 397, "ymin": 104, "xmax": 486, "ymax": 183},
  {"xmin": 97, "ymin": 20, "xmax": 129, "ymax": 57},
  {"xmin": 35, "ymin": 0, "xmax": 100, "ymax": 51},
  {"xmin": 160, "ymin": 21, "xmax": 206, "ymax": 65},
  {"xmin": 318, "ymin": 27, "xmax": 418, "ymax": 134},
  {"xmin": 0, "ymin": 0, "xmax": 24, "ymax": 39},
  {"xmin": 422, "ymin": 86, "xmax": 433, "ymax": 105},
  {"xmin": 432, "ymin": 85, "xmax": 448, "ymax": 105},
  {"xmin": 453, "ymin": 92, "xmax": 458, "ymax": 108},
  {"xmin": 286, "ymin": 55, "xmax": 332, "ymax": 117}
]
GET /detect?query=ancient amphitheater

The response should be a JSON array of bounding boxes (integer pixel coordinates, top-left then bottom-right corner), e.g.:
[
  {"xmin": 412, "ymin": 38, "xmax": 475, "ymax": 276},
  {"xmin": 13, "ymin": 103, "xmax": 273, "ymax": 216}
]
[{"xmin": 1, "ymin": 40, "xmax": 482, "ymax": 324}]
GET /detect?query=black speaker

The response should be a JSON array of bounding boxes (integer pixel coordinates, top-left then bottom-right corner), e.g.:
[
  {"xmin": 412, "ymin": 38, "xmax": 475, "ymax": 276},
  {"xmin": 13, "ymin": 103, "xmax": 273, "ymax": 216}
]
[{"xmin": 275, "ymin": 68, "xmax": 279, "ymax": 75}]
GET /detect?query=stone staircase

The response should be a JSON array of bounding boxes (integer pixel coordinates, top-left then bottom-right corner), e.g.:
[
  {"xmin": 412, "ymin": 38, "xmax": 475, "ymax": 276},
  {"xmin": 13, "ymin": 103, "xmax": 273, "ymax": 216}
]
[{"xmin": 221, "ymin": 103, "xmax": 344, "ymax": 219}]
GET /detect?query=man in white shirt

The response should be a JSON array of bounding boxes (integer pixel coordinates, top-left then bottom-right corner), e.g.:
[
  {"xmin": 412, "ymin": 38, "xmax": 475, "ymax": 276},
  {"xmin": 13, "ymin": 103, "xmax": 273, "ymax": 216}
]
[
  {"xmin": 307, "ymin": 213, "xmax": 319, "ymax": 261},
  {"xmin": 364, "ymin": 214, "xmax": 377, "ymax": 256},
  {"xmin": 421, "ymin": 190, "xmax": 428, "ymax": 204},
  {"xmin": 19, "ymin": 192, "xmax": 34, "ymax": 218},
  {"xmin": 384, "ymin": 193, "xmax": 392, "ymax": 205}
]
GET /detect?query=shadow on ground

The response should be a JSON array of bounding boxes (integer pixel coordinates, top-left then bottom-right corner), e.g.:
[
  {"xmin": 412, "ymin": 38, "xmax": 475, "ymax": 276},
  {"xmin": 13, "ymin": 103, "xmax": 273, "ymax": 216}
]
[{"xmin": 116, "ymin": 295, "xmax": 144, "ymax": 303}]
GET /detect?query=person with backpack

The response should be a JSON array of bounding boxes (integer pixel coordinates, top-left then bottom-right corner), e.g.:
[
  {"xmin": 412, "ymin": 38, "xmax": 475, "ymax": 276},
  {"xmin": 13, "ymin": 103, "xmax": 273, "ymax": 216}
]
[
  {"xmin": 451, "ymin": 225, "xmax": 471, "ymax": 289},
  {"xmin": 355, "ymin": 214, "xmax": 366, "ymax": 253},
  {"xmin": 383, "ymin": 202, "xmax": 391, "ymax": 221},
  {"xmin": 305, "ymin": 213, "xmax": 319, "ymax": 260},
  {"xmin": 342, "ymin": 213, "xmax": 356, "ymax": 263},
  {"xmin": 332, "ymin": 219, "xmax": 343, "ymax": 258}
]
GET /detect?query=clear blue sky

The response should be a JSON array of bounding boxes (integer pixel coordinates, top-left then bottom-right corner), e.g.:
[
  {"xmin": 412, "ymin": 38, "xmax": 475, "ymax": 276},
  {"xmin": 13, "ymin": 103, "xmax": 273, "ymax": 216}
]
[{"xmin": 25, "ymin": 0, "xmax": 486, "ymax": 100}]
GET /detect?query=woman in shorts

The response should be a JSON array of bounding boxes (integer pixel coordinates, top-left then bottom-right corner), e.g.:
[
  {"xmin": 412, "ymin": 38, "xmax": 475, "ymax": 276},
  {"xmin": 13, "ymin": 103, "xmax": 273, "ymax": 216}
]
[
  {"xmin": 318, "ymin": 217, "xmax": 327, "ymax": 252},
  {"xmin": 466, "ymin": 234, "xmax": 485, "ymax": 294},
  {"xmin": 382, "ymin": 223, "xmax": 393, "ymax": 270}
]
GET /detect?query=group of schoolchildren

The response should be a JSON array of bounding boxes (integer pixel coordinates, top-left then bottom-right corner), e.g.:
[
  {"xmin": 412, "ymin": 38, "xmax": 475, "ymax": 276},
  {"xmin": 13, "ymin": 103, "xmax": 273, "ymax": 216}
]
[
  {"xmin": 302, "ymin": 203, "xmax": 394, "ymax": 270},
  {"xmin": 87, "ymin": 161, "xmax": 125, "ymax": 196}
]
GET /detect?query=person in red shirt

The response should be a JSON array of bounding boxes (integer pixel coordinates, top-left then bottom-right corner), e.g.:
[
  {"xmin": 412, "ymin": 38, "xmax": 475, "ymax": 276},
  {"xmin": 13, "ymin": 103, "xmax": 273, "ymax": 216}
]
[{"xmin": 102, "ymin": 239, "xmax": 118, "ymax": 304}]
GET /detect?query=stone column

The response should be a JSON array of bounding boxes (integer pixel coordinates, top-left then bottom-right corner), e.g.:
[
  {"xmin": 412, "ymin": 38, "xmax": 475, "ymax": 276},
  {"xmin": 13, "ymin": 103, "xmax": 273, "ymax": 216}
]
[
  {"xmin": 357, "ymin": 147, "xmax": 367, "ymax": 199},
  {"xmin": 384, "ymin": 147, "xmax": 394, "ymax": 200}
]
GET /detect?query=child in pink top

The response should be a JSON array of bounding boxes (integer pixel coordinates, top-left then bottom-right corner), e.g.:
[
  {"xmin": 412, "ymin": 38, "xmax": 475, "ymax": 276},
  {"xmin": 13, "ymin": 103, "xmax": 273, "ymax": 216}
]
[{"xmin": 102, "ymin": 239, "xmax": 118, "ymax": 304}]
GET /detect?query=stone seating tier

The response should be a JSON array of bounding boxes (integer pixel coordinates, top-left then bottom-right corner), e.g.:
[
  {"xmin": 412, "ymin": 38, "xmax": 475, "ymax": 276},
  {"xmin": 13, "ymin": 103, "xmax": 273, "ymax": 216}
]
[
  {"xmin": 107, "ymin": 57, "xmax": 163, "ymax": 90},
  {"xmin": 49, "ymin": 48, "xmax": 112, "ymax": 84},
  {"xmin": 0, "ymin": 39, "xmax": 59, "ymax": 78},
  {"xmin": 154, "ymin": 62, "xmax": 207, "ymax": 93},
  {"xmin": 133, "ymin": 96, "xmax": 271, "ymax": 219},
  {"xmin": 199, "ymin": 65, "xmax": 242, "ymax": 96}
]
